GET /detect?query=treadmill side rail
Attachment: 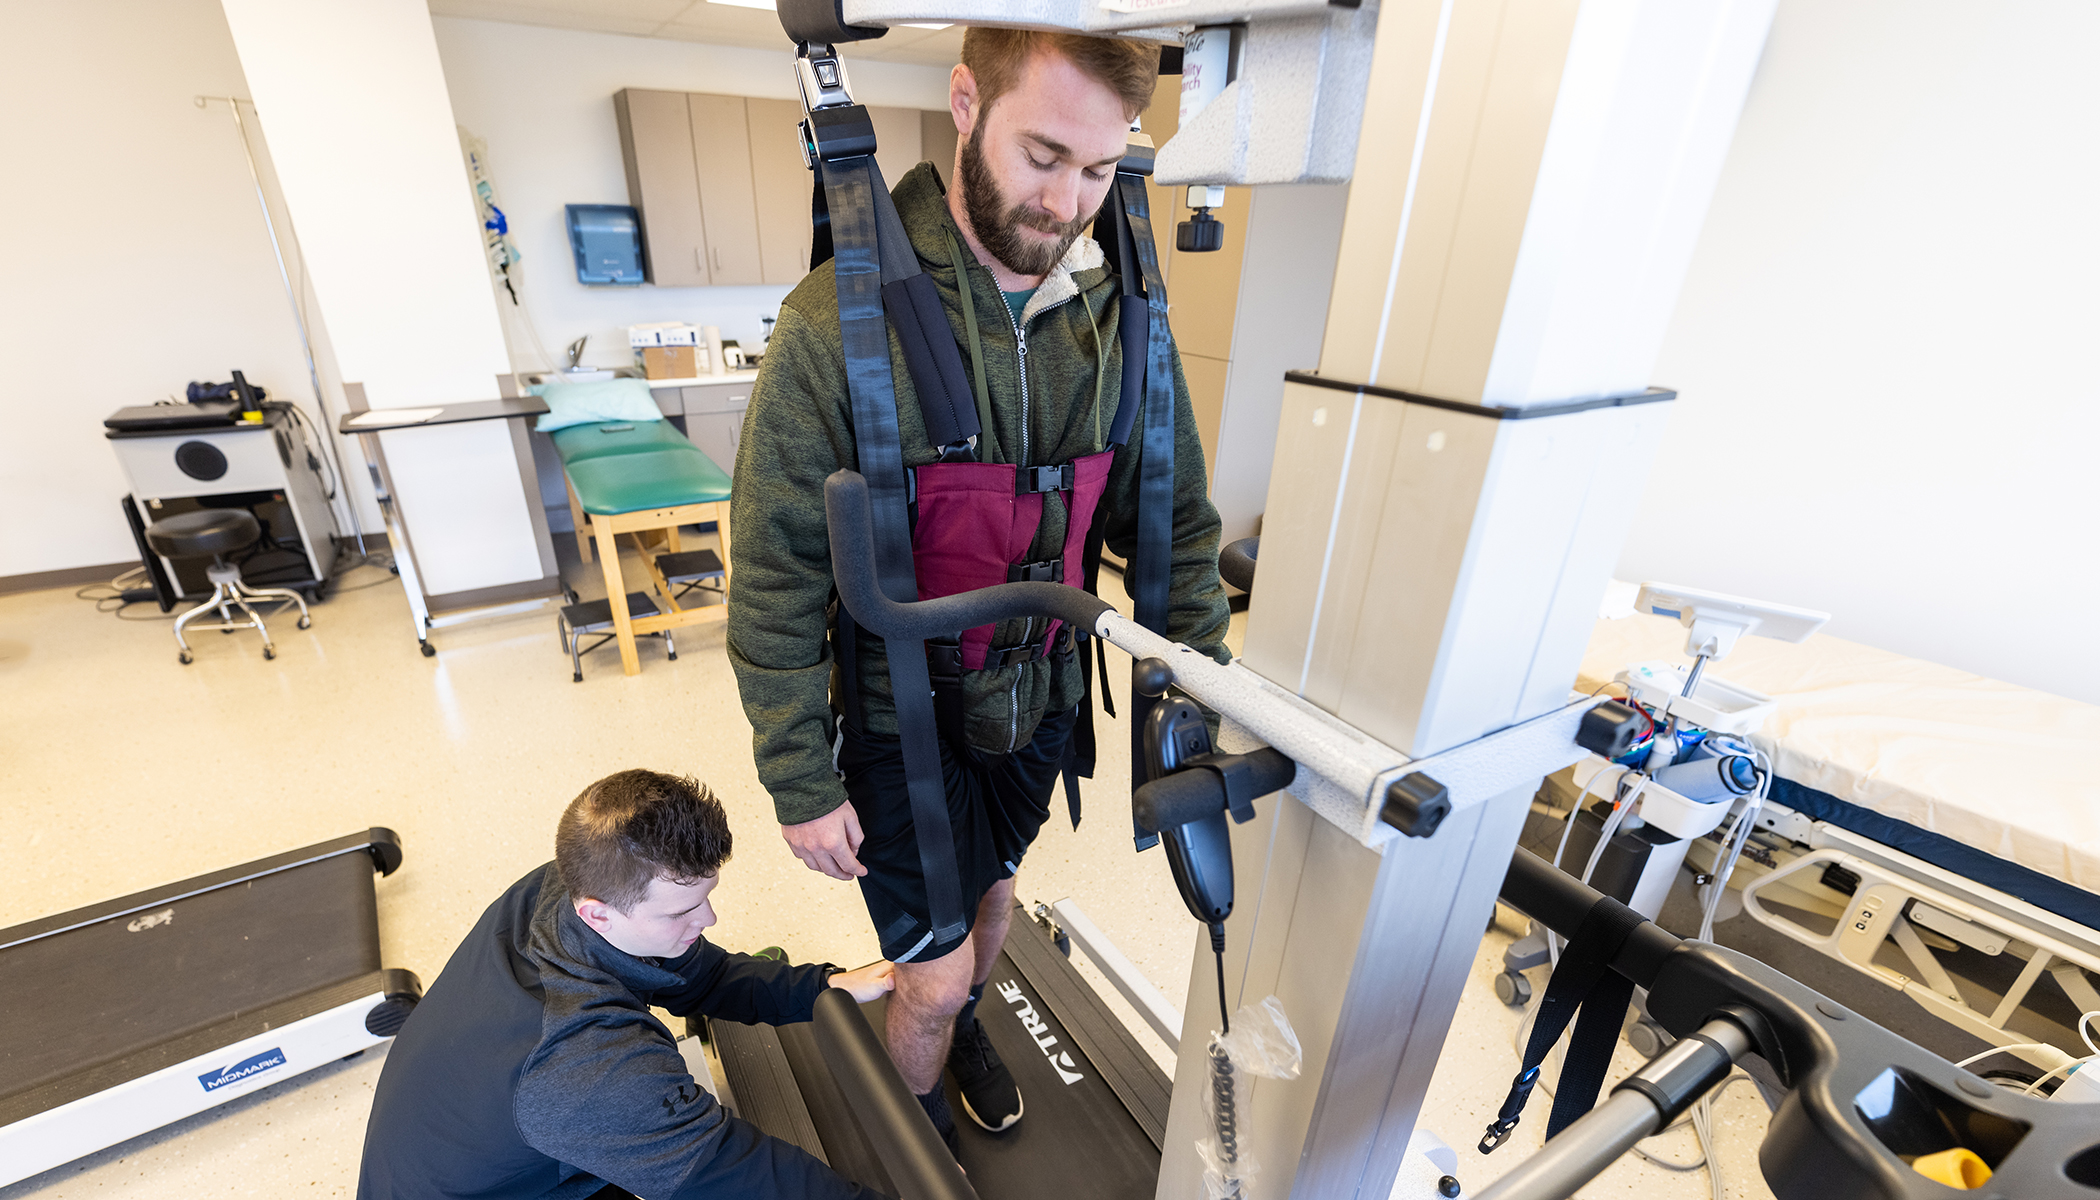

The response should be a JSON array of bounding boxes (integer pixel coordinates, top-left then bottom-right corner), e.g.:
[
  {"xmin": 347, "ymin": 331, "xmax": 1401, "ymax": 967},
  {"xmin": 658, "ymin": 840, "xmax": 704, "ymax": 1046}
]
[{"xmin": 0, "ymin": 974, "xmax": 401, "ymax": 1188}]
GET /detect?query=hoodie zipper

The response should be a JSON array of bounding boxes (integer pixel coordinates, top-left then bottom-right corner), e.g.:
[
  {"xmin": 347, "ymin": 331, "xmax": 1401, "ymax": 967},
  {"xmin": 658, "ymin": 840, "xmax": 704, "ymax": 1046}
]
[{"xmin": 1003, "ymin": 297, "xmax": 1032, "ymax": 751}]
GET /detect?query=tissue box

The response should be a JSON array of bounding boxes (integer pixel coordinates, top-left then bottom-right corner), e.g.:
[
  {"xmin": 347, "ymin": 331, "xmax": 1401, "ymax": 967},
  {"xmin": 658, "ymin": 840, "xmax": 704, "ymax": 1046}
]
[{"xmin": 638, "ymin": 344, "xmax": 701, "ymax": 379}]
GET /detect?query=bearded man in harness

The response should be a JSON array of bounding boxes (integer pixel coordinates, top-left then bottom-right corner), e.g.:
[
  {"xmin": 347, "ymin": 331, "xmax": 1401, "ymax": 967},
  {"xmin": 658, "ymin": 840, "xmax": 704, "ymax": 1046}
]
[{"xmin": 727, "ymin": 27, "xmax": 1231, "ymax": 1149}]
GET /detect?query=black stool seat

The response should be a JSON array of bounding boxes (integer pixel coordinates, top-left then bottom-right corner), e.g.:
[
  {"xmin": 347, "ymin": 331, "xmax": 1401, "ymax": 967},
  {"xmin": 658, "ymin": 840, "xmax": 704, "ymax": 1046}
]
[{"xmin": 145, "ymin": 509, "xmax": 259, "ymax": 559}]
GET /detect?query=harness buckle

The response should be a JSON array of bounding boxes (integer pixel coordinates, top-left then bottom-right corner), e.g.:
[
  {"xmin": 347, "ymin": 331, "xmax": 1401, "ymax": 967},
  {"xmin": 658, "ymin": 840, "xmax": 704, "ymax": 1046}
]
[
  {"xmin": 1006, "ymin": 559, "xmax": 1064, "ymax": 584},
  {"xmin": 1017, "ymin": 464, "xmax": 1076, "ymax": 494},
  {"xmin": 926, "ymin": 638, "xmax": 963, "ymax": 683}
]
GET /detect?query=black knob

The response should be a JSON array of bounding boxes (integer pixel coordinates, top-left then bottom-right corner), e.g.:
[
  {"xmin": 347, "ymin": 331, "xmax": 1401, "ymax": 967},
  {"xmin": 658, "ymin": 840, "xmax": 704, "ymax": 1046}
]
[
  {"xmin": 1576, "ymin": 700, "xmax": 1644, "ymax": 760},
  {"xmin": 1381, "ymin": 773, "xmax": 1451, "ymax": 839},
  {"xmin": 1437, "ymin": 1174, "xmax": 1462, "ymax": 1198},
  {"xmin": 1132, "ymin": 657, "xmax": 1174, "ymax": 698}
]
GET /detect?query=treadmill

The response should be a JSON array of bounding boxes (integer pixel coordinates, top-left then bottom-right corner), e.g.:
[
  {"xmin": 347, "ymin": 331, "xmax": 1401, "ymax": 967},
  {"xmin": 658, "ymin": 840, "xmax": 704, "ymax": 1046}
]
[
  {"xmin": 0, "ymin": 830, "xmax": 421, "ymax": 1186},
  {"xmin": 708, "ymin": 904, "xmax": 1168, "ymax": 1200}
]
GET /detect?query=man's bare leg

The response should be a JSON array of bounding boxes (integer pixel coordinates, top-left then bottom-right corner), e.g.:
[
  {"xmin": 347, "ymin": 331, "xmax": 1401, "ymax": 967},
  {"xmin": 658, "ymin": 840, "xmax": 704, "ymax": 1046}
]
[
  {"xmin": 888, "ymin": 943, "xmax": 976, "ymax": 1095},
  {"xmin": 969, "ymin": 877, "xmax": 1017, "ymax": 989},
  {"xmin": 885, "ymin": 878, "xmax": 1018, "ymax": 1093}
]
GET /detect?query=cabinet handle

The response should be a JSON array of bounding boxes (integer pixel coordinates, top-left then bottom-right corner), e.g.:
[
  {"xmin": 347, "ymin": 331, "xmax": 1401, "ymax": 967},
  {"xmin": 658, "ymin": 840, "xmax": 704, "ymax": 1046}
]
[
  {"xmin": 695, "ymin": 247, "xmax": 705, "ymax": 271},
  {"xmin": 713, "ymin": 247, "xmax": 723, "ymax": 271}
]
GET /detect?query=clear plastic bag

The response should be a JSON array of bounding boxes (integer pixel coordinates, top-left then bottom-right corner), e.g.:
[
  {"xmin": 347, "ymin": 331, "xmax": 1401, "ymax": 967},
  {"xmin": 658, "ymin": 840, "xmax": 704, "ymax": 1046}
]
[{"xmin": 1198, "ymin": 996, "xmax": 1302, "ymax": 1200}]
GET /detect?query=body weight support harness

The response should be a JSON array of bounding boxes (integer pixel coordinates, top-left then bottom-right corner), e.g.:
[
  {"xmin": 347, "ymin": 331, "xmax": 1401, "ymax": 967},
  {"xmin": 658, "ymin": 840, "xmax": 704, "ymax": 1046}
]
[{"xmin": 799, "ymin": 50, "xmax": 1176, "ymax": 945}]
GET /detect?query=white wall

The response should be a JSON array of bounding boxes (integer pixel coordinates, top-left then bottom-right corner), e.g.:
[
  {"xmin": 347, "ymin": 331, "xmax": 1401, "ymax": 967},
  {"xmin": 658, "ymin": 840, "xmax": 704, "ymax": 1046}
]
[
  {"xmin": 430, "ymin": 17, "xmax": 954, "ymax": 371},
  {"xmin": 221, "ymin": 0, "xmax": 547, "ymax": 599},
  {"xmin": 1629, "ymin": 0, "xmax": 2100, "ymax": 705},
  {"xmin": 0, "ymin": 0, "xmax": 357, "ymax": 578}
]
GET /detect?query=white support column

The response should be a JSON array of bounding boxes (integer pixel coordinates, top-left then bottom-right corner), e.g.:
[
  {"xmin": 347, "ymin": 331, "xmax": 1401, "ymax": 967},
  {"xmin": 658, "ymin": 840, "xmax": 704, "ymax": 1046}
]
[
  {"xmin": 218, "ymin": 0, "xmax": 548, "ymax": 601},
  {"xmin": 1158, "ymin": 3, "xmax": 1779, "ymax": 1198}
]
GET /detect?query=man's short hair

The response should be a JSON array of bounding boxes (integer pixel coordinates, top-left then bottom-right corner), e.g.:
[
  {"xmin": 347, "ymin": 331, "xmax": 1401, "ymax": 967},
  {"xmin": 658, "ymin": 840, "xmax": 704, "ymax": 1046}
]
[
  {"xmin": 962, "ymin": 27, "xmax": 1160, "ymax": 123},
  {"xmin": 555, "ymin": 769, "xmax": 732, "ymax": 912}
]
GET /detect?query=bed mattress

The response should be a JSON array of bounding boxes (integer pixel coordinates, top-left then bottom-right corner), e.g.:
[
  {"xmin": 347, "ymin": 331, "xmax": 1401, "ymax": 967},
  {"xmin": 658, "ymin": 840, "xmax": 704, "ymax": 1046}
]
[{"xmin": 1577, "ymin": 598, "xmax": 2100, "ymax": 926}]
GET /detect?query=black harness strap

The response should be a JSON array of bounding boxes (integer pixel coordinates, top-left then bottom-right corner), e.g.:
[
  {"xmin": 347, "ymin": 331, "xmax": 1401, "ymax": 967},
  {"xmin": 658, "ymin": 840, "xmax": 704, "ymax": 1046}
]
[
  {"xmin": 1479, "ymin": 895, "xmax": 1648, "ymax": 1151},
  {"xmin": 1109, "ymin": 173, "xmax": 1177, "ymax": 850},
  {"xmin": 821, "ymin": 152, "xmax": 968, "ymax": 950}
]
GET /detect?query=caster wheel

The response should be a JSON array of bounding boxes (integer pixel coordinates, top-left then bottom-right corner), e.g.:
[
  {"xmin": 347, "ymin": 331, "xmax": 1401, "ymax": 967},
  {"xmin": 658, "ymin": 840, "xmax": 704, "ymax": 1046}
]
[
  {"xmin": 297, "ymin": 616, "xmax": 312, "ymax": 630},
  {"xmin": 572, "ymin": 672, "xmax": 584, "ymax": 683},
  {"xmin": 1493, "ymin": 969, "xmax": 1532, "ymax": 1007},
  {"xmin": 263, "ymin": 646, "xmax": 276, "ymax": 661},
  {"xmin": 221, "ymin": 627, "xmax": 235, "ymax": 635},
  {"xmin": 390, "ymin": 564, "xmax": 400, "ymax": 575},
  {"xmin": 178, "ymin": 652, "xmax": 194, "ymax": 665},
  {"xmin": 419, "ymin": 642, "xmax": 436, "ymax": 658},
  {"xmin": 668, "ymin": 651, "xmax": 679, "ymax": 661}
]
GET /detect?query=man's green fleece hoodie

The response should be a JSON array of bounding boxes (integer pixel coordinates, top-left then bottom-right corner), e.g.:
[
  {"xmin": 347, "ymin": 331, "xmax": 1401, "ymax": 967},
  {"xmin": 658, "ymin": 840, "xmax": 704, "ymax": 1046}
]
[{"xmin": 727, "ymin": 162, "xmax": 1231, "ymax": 827}]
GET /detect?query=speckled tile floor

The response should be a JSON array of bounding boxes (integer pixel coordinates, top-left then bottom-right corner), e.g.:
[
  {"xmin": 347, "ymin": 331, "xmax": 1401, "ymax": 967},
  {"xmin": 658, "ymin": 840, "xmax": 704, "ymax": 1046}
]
[{"xmin": 0, "ymin": 538, "xmax": 1772, "ymax": 1199}]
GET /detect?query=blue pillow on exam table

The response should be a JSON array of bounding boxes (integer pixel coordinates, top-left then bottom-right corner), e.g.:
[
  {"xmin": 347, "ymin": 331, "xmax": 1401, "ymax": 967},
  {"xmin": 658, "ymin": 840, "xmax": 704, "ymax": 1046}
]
[{"xmin": 533, "ymin": 378, "xmax": 663, "ymax": 432}]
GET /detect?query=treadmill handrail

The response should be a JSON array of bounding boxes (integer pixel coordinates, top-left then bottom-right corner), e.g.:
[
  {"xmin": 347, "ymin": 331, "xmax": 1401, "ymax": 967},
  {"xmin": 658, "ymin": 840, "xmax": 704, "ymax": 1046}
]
[
  {"xmin": 810, "ymin": 989, "xmax": 978, "ymax": 1200},
  {"xmin": 825, "ymin": 469, "xmax": 1113, "ymax": 640}
]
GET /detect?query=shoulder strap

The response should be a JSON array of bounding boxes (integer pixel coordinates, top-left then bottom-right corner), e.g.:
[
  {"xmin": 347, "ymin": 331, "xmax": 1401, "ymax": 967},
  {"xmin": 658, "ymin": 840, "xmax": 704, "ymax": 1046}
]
[
  {"xmin": 1100, "ymin": 171, "xmax": 1178, "ymax": 849},
  {"xmin": 818, "ymin": 149, "xmax": 968, "ymax": 950}
]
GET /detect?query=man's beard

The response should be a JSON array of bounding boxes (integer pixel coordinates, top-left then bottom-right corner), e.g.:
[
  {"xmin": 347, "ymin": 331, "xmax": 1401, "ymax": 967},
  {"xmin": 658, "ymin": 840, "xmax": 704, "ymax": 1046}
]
[{"xmin": 958, "ymin": 124, "xmax": 1095, "ymax": 279}]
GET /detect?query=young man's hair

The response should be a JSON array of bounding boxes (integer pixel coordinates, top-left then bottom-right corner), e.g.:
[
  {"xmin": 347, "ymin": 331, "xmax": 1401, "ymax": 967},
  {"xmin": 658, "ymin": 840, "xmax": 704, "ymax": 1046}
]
[
  {"xmin": 961, "ymin": 27, "xmax": 1160, "ymax": 122},
  {"xmin": 555, "ymin": 769, "xmax": 732, "ymax": 912}
]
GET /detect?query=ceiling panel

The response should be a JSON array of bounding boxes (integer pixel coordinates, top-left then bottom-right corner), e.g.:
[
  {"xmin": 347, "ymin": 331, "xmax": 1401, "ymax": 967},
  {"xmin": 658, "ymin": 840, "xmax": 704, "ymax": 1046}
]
[{"xmin": 429, "ymin": 0, "xmax": 967, "ymax": 67}]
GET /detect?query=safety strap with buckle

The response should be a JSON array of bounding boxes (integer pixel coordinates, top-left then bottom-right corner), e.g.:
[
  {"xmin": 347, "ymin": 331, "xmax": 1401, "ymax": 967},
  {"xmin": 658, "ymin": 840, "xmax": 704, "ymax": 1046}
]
[
  {"xmin": 1096, "ymin": 152, "xmax": 1177, "ymax": 850},
  {"xmin": 1479, "ymin": 893, "xmax": 1649, "ymax": 1152}
]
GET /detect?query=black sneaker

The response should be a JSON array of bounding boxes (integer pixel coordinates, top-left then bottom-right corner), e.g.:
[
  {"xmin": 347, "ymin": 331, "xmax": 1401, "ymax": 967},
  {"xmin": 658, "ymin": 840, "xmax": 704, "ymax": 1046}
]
[
  {"xmin": 947, "ymin": 1016, "xmax": 1023, "ymax": 1132},
  {"xmin": 915, "ymin": 1086, "xmax": 961, "ymax": 1155}
]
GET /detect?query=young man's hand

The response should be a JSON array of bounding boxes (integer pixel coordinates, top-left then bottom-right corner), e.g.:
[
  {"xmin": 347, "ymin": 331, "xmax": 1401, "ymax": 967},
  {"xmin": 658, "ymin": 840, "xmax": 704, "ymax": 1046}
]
[
  {"xmin": 781, "ymin": 803, "xmax": 867, "ymax": 880},
  {"xmin": 829, "ymin": 960, "xmax": 896, "ymax": 1002}
]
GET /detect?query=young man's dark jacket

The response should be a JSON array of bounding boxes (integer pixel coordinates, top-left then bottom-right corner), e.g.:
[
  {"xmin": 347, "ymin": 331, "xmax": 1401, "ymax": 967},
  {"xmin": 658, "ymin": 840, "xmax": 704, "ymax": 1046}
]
[
  {"xmin": 357, "ymin": 864, "xmax": 876, "ymax": 1200},
  {"xmin": 729, "ymin": 162, "xmax": 1233, "ymax": 826}
]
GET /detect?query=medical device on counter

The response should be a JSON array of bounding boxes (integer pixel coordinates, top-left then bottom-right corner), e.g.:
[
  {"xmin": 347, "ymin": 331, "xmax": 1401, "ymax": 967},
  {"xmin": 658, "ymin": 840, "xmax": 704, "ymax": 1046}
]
[{"xmin": 1497, "ymin": 584, "xmax": 1831, "ymax": 1021}]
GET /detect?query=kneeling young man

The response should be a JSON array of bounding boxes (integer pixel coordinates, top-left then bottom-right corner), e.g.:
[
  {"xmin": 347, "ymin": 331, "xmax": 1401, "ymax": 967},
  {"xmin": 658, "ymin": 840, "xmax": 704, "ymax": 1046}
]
[{"xmin": 358, "ymin": 769, "xmax": 893, "ymax": 1200}]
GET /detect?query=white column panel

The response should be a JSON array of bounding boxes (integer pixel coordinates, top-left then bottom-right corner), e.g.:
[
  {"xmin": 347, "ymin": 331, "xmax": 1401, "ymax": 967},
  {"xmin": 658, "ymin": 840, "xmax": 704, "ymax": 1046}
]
[{"xmin": 220, "ymin": 0, "xmax": 543, "ymax": 595}]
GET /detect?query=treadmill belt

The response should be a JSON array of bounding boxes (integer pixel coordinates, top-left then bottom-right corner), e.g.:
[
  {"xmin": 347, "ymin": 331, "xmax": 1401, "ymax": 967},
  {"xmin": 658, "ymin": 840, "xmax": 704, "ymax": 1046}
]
[
  {"xmin": 0, "ymin": 849, "xmax": 381, "ymax": 1102},
  {"xmin": 713, "ymin": 911, "xmax": 1167, "ymax": 1200}
]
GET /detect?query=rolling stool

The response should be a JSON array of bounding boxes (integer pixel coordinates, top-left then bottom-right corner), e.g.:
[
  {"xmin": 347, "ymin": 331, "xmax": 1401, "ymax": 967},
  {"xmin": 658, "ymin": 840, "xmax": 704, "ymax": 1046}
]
[
  {"xmin": 145, "ymin": 509, "xmax": 312, "ymax": 665},
  {"xmin": 557, "ymin": 592, "xmax": 674, "ymax": 682}
]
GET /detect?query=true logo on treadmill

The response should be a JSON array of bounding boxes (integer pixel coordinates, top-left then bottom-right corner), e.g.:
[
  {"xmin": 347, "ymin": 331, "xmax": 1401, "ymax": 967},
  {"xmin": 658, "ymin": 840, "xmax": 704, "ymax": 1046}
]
[
  {"xmin": 126, "ymin": 908, "xmax": 174, "ymax": 932},
  {"xmin": 996, "ymin": 980, "xmax": 1084, "ymax": 1085},
  {"xmin": 197, "ymin": 1047, "xmax": 287, "ymax": 1093}
]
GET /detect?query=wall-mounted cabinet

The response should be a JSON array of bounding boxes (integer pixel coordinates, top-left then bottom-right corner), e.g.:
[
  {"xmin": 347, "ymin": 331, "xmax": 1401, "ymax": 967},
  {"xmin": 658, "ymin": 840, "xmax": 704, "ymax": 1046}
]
[{"xmin": 616, "ymin": 89, "xmax": 951, "ymax": 289}]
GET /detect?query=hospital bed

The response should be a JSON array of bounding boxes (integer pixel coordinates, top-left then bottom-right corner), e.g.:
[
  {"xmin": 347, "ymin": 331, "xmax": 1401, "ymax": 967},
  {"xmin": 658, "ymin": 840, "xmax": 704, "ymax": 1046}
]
[
  {"xmin": 1573, "ymin": 600, "xmax": 2100, "ymax": 1081},
  {"xmin": 542, "ymin": 384, "xmax": 735, "ymax": 676}
]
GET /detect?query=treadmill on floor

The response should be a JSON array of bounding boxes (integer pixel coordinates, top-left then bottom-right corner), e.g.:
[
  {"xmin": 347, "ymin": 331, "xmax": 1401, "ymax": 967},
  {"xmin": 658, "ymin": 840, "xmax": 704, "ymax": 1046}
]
[
  {"xmin": 0, "ymin": 829, "xmax": 422, "ymax": 1187},
  {"xmin": 708, "ymin": 904, "xmax": 1167, "ymax": 1200}
]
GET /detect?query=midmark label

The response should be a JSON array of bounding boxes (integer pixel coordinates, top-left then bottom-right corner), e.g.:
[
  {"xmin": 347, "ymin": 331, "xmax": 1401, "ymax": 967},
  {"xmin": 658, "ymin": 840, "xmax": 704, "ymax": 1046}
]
[{"xmin": 198, "ymin": 1047, "xmax": 287, "ymax": 1093}]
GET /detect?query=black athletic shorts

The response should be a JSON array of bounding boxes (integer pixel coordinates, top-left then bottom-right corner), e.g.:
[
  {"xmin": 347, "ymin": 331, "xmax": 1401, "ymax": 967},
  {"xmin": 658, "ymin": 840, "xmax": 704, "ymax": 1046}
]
[{"xmin": 837, "ymin": 706, "xmax": 1077, "ymax": 964}]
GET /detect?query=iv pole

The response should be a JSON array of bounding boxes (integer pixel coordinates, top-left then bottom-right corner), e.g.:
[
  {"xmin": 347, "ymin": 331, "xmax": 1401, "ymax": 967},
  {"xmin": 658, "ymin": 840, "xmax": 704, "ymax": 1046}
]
[{"xmin": 194, "ymin": 94, "xmax": 369, "ymax": 559}]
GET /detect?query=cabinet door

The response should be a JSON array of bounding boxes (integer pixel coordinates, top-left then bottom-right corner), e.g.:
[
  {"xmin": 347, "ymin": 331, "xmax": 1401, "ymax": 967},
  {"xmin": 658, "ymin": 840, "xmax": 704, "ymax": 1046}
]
[
  {"xmin": 688, "ymin": 94, "xmax": 764, "ymax": 286},
  {"xmin": 747, "ymin": 98, "xmax": 815, "ymax": 285},
  {"xmin": 866, "ymin": 106, "xmax": 924, "ymax": 191},
  {"xmin": 682, "ymin": 382, "xmax": 752, "ymax": 416},
  {"xmin": 920, "ymin": 109, "xmax": 959, "ymax": 184},
  {"xmin": 616, "ymin": 89, "xmax": 709, "ymax": 286},
  {"xmin": 685, "ymin": 410, "xmax": 744, "ymax": 475}
]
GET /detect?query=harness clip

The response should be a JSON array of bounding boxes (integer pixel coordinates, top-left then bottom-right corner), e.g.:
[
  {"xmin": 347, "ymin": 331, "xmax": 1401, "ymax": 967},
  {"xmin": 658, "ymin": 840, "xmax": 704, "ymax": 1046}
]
[
  {"xmin": 1017, "ymin": 464, "xmax": 1077, "ymax": 494},
  {"xmin": 1007, "ymin": 559, "xmax": 1065, "ymax": 584}
]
